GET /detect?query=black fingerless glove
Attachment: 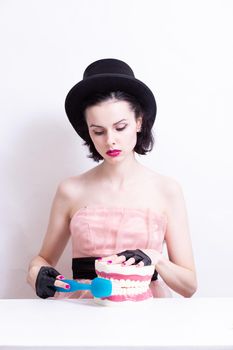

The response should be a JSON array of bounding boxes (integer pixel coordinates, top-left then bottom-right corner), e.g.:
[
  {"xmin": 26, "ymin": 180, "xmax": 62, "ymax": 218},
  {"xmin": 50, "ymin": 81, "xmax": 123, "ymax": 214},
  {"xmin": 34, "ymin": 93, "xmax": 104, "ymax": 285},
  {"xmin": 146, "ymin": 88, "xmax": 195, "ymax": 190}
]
[
  {"xmin": 35, "ymin": 266, "xmax": 60, "ymax": 299},
  {"xmin": 117, "ymin": 249, "xmax": 152, "ymax": 265}
]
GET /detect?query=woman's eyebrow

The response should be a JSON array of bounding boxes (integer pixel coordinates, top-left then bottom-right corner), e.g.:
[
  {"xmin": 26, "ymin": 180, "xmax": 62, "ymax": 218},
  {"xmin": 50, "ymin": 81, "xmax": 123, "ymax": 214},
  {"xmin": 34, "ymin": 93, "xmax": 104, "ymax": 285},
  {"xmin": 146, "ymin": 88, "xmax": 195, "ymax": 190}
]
[{"xmin": 89, "ymin": 119, "xmax": 127, "ymax": 128}]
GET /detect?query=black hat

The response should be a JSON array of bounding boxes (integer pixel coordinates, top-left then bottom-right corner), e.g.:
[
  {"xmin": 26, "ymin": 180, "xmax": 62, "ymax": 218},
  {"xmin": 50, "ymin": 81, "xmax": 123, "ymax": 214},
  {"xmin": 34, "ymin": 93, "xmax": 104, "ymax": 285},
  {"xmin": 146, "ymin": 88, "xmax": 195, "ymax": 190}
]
[{"xmin": 65, "ymin": 58, "xmax": 157, "ymax": 139}]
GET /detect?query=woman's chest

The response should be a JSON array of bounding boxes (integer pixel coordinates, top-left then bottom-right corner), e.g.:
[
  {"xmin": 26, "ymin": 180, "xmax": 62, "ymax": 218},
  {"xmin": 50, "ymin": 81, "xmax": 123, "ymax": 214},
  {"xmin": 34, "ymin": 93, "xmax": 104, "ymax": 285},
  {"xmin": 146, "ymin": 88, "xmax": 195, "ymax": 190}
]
[{"xmin": 74, "ymin": 179, "xmax": 166, "ymax": 215}]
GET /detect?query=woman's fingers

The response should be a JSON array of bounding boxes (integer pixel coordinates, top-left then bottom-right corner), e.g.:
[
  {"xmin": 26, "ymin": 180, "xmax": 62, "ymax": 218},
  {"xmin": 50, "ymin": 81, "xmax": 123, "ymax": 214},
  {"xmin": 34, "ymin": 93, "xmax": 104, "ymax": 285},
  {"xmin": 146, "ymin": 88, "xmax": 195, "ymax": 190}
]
[
  {"xmin": 57, "ymin": 274, "xmax": 65, "ymax": 280},
  {"xmin": 114, "ymin": 255, "xmax": 126, "ymax": 264},
  {"xmin": 122, "ymin": 257, "xmax": 135, "ymax": 266},
  {"xmin": 100, "ymin": 255, "xmax": 125, "ymax": 264},
  {"xmin": 99, "ymin": 253, "xmax": 147, "ymax": 266},
  {"xmin": 99, "ymin": 255, "xmax": 145, "ymax": 266},
  {"xmin": 54, "ymin": 277, "xmax": 70, "ymax": 290},
  {"xmin": 100, "ymin": 254, "xmax": 116, "ymax": 262}
]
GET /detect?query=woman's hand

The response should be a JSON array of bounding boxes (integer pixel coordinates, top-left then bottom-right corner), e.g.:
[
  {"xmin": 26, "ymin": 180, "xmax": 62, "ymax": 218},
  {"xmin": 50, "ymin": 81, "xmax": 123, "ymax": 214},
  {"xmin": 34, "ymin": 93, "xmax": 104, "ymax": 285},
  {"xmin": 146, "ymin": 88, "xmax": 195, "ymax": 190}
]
[
  {"xmin": 34, "ymin": 266, "xmax": 70, "ymax": 299},
  {"xmin": 100, "ymin": 249, "xmax": 162, "ymax": 267}
]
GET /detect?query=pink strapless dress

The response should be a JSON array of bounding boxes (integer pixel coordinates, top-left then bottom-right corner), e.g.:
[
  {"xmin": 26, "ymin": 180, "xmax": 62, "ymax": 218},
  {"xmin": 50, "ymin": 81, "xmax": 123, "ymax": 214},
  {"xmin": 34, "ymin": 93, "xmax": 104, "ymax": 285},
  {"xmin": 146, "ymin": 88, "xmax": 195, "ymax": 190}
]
[{"xmin": 55, "ymin": 206, "xmax": 172, "ymax": 299}]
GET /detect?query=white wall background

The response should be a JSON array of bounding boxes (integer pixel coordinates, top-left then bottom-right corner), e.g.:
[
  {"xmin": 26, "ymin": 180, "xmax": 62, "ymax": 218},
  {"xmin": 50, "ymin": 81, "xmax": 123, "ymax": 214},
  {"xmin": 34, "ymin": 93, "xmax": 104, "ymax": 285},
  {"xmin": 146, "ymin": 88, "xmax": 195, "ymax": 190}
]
[{"xmin": 1, "ymin": 0, "xmax": 232, "ymax": 298}]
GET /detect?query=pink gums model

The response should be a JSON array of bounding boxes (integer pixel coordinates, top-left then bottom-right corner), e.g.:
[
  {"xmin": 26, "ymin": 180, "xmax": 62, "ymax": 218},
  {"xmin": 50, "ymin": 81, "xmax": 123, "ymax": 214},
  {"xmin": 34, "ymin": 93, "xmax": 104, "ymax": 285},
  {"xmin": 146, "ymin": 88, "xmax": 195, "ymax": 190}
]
[{"xmin": 95, "ymin": 260, "xmax": 155, "ymax": 303}]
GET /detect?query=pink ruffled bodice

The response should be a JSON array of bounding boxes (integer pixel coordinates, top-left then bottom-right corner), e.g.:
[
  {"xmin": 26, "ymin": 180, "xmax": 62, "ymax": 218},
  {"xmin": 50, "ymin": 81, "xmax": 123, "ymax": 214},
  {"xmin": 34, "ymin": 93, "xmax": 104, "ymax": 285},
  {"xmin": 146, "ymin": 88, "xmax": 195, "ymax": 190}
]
[
  {"xmin": 70, "ymin": 206, "xmax": 167, "ymax": 258},
  {"xmin": 56, "ymin": 206, "xmax": 172, "ymax": 299}
]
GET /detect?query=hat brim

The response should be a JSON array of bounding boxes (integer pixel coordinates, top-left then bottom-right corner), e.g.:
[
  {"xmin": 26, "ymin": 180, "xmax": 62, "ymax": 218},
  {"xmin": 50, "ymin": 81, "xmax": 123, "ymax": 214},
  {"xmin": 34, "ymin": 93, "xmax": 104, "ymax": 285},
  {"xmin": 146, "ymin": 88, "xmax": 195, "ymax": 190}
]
[{"xmin": 65, "ymin": 74, "xmax": 156, "ymax": 139}]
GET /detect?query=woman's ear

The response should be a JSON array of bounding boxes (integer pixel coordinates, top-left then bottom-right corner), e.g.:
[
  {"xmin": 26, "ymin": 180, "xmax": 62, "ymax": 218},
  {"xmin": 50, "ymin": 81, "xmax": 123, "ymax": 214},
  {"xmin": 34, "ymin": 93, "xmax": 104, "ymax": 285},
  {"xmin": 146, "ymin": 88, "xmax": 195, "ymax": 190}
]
[{"xmin": 136, "ymin": 116, "xmax": 143, "ymax": 132}]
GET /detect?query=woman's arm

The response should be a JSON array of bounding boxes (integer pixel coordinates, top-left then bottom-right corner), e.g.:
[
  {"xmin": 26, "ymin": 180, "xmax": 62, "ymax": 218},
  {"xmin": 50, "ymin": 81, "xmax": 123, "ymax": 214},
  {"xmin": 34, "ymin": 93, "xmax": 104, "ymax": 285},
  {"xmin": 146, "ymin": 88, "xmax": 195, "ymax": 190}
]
[
  {"xmin": 103, "ymin": 179, "xmax": 197, "ymax": 297},
  {"xmin": 153, "ymin": 179, "xmax": 197, "ymax": 297},
  {"xmin": 27, "ymin": 180, "xmax": 74, "ymax": 291}
]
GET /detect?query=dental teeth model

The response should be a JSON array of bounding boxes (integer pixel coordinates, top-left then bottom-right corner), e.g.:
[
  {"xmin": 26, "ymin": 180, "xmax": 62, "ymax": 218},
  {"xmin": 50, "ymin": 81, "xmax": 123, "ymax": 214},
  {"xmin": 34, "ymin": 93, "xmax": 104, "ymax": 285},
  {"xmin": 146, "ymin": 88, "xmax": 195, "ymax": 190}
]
[{"xmin": 95, "ymin": 260, "xmax": 155, "ymax": 304}]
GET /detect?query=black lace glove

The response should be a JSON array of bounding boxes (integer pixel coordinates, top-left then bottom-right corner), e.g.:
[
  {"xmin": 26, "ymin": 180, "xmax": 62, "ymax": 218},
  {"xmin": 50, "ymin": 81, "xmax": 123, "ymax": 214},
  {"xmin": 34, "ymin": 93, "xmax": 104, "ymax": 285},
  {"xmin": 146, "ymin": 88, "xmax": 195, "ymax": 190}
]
[
  {"xmin": 117, "ymin": 249, "xmax": 152, "ymax": 266},
  {"xmin": 35, "ymin": 266, "xmax": 61, "ymax": 299}
]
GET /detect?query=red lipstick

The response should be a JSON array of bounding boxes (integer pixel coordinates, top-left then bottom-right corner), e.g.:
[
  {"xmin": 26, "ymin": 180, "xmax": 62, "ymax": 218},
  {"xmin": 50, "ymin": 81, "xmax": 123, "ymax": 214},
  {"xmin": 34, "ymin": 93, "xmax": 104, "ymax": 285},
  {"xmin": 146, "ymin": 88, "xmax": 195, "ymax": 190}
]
[{"xmin": 106, "ymin": 149, "xmax": 121, "ymax": 157}]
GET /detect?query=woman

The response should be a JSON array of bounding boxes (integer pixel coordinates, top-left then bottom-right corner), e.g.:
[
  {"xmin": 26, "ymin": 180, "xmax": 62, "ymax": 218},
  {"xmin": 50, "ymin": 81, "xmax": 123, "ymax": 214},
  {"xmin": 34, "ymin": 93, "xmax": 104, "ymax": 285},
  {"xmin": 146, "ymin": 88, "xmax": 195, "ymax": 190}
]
[{"xmin": 27, "ymin": 58, "xmax": 197, "ymax": 299}]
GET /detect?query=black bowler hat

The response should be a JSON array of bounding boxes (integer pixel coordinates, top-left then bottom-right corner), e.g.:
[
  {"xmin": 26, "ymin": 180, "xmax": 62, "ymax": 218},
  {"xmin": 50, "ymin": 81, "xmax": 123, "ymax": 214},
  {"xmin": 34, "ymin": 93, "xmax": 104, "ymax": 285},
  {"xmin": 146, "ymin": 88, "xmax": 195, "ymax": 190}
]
[{"xmin": 65, "ymin": 58, "xmax": 157, "ymax": 139}]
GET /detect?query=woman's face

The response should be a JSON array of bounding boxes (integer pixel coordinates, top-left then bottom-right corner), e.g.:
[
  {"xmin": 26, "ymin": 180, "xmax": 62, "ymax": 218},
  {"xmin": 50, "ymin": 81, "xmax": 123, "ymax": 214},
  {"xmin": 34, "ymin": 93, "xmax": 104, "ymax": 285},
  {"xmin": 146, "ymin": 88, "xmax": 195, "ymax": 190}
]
[{"xmin": 85, "ymin": 99, "xmax": 142, "ymax": 161}]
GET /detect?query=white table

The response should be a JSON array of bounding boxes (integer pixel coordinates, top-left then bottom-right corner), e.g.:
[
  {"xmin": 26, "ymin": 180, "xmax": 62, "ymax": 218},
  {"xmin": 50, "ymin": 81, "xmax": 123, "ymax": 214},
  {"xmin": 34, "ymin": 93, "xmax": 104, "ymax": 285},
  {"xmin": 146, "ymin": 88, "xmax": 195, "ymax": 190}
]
[{"xmin": 0, "ymin": 298, "xmax": 233, "ymax": 349}]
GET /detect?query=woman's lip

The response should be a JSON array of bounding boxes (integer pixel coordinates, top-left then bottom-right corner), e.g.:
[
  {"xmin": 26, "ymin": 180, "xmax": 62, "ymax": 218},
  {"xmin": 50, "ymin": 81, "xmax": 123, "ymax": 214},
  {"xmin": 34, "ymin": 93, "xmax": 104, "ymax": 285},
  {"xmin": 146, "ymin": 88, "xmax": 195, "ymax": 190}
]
[
  {"xmin": 106, "ymin": 150, "xmax": 121, "ymax": 154},
  {"xmin": 106, "ymin": 150, "xmax": 121, "ymax": 156}
]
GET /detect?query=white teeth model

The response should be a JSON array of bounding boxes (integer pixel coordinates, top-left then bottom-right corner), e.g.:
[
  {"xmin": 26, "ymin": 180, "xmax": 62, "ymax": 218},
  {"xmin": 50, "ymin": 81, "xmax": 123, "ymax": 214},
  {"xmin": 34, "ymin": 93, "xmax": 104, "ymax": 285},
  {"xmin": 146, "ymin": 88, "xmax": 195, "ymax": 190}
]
[{"xmin": 95, "ymin": 260, "xmax": 155, "ymax": 305}]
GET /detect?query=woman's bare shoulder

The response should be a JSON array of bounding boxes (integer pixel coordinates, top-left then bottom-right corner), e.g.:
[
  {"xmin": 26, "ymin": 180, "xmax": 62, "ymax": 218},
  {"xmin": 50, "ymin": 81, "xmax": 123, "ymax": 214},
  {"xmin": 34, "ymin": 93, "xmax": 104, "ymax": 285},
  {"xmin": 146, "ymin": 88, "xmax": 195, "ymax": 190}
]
[
  {"xmin": 146, "ymin": 170, "xmax": 185, "ymax": 217},
  {"xmin": 57, "ymin": 176, "xmax": 80, "ymax": 196},
  {"xmin": 160, "ymin": 174, "xmax": 182, "ymax": 196},
  {"xmin": 56, "ymin": 167, "xmax": 98, "ymax": 199},
  {"xmin": 157, "ymin": 176, "xmax": 186, "ymax": 216},
  {"xmin": 147, "ymin": 168, "xmax": 183, "ymax": 199}
]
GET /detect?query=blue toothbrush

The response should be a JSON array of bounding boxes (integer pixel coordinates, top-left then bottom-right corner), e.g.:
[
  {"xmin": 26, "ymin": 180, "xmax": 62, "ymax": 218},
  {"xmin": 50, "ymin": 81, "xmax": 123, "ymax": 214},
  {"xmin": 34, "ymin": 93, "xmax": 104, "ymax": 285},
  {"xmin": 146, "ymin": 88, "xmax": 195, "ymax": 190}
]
[{"xmin": 55, "ymin": 277, "xmax": 112, "ymax": 298}]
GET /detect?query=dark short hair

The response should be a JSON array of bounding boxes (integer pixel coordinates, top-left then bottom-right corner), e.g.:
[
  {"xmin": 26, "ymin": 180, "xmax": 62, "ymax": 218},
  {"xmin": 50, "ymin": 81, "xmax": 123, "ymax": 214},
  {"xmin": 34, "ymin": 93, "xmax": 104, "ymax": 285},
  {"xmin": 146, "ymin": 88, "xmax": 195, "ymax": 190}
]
[{"xmin": 80, "ymin": 91, "xmax": 155, "ymax": 162}]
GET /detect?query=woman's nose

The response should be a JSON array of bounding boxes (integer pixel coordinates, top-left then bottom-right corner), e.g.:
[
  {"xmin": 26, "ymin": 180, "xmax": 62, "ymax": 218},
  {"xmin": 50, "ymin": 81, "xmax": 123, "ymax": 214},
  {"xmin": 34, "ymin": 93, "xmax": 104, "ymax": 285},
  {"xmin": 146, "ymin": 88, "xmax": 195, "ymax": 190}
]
[{"xmin": 106, "ymin": 131, "xmax": 116, "ymax": 145}]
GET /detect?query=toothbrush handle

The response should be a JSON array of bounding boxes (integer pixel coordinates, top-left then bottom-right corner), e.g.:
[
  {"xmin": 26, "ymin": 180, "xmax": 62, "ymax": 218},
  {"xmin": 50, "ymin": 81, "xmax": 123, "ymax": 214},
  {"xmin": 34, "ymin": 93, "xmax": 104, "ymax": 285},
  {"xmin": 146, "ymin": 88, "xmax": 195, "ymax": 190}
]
[{"xmin": 55, "ymin": 279, "xmax": 91, "ymax": 293}]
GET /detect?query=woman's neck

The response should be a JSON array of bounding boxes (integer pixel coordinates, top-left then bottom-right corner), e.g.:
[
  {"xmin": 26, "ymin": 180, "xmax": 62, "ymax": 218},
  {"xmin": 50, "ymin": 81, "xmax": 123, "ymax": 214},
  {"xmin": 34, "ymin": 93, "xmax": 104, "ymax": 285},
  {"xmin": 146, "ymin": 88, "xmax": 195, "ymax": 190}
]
[{"xmin": 97, "ymin": 153, "xmax": 143, "ymax": 191}]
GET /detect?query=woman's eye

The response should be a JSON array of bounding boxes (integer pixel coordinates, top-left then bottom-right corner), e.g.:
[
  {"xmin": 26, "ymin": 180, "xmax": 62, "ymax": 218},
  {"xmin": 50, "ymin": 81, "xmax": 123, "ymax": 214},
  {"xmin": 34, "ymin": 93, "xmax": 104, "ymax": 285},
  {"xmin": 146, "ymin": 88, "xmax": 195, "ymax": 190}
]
[
  {"xmin": 93, "ymin": 125, "xmax": 127, "ymax": 135},
  {"xmin": 116, "ymin": 126, "xmax": 127, "ymax": 131},
  {"xmin": 93, "ymin": 131, "xmax": 104, "ymax": 135}
]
